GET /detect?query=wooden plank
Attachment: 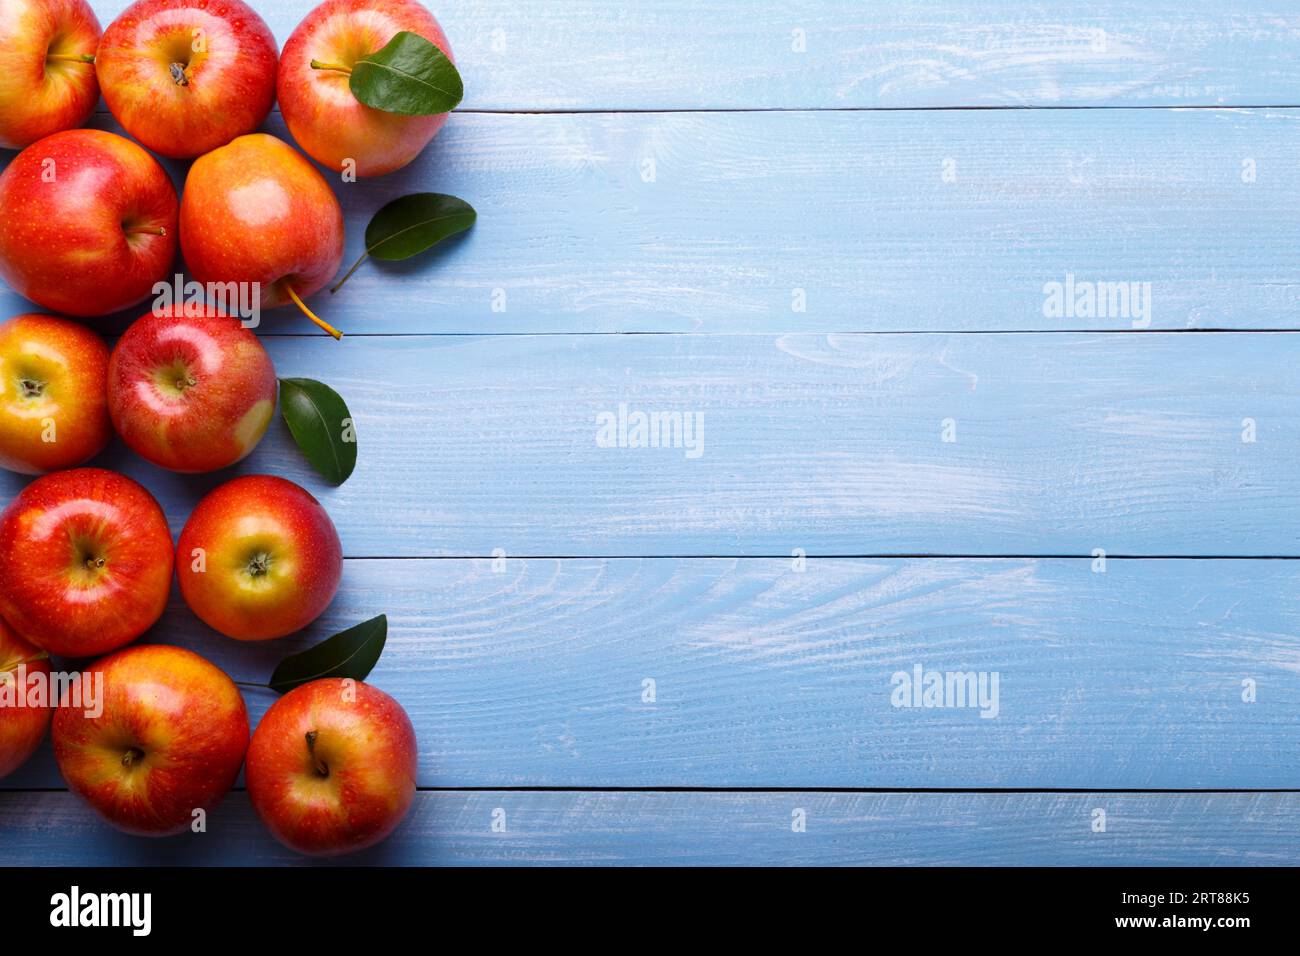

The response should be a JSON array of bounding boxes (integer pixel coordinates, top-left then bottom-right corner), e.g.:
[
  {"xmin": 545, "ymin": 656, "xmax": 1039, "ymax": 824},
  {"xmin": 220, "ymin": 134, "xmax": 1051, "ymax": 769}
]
[
  {"xmin": 4, "ymin": 557, "xmax": 1297, "ymax": 790},
  {"xmin": 0, "ymin": 790, "xmax": 1295, "ymax": 865},
  {"xmin": 67, "ymin": 0, "xmax": 1300, "ymax": 110},
  {"xmin": 3, "ymin": 332, "xmax": 1294, "ymax": 556},
  {"xmin": 8, "ymin": 109, "xmax": 1300, "ymax": 333}
]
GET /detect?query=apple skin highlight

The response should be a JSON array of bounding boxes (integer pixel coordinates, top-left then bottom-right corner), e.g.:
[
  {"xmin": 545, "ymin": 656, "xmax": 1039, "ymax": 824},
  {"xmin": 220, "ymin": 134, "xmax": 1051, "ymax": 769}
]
[
  {"xmin": 0, "ymin": 129, "xmax": 178, "ymax": 317},
  {"xmin": 246, "ymin": 678, "xmax": 418, "ymax": 856},
  {"xmin": 0, "ymin": 0, "xmax": 102, "ymax": 150},
  {"xmin": 108, "ymin": 306, "xmax": 278, "ymax": 474},
  {"xmin": 52, "ymin": 645, "xmax": 249, "ymax": 836},
  {"xmin": 0, "ymin": 313, "xmax": 112, "ymax": 476},
  {"xmin": 278, "ymin": 0, "xmax": 455, "ymax": 177},
  {"xmin": 0, "ymin": 468, "xmax": 174, "ymax": 658},
  {"xmin": 179, "ymin": 133, "xmax": 345, "ymax": 336},
  {"xmin": 95, "ymin": 0, "xmax": 279, "ymax": 159},
  {"xmin": 0, "ymin": 617, "xmax": 53, "ymax": 781},
  {"xmin": 177, "ymin": 475, "xmax": 344, "ymax": 641}
]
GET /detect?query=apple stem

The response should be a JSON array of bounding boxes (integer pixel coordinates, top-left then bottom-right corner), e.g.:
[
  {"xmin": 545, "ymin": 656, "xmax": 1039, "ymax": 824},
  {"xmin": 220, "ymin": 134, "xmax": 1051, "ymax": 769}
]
[
  {"xmin": 84, "ymin": 556, "xmax": 105, "ymax": 570},
  {"xmin": 121, "ymin": 747, "xmax": 145, "ymax": 768},
  {"xmin": 286, "ymin": 284, "xmax": 344, "ymax": 340},
  {"xmin": 329, "ymin": 251, "xmax": 369, "ymax": 294},
  {"xmin": 305, "ymin": 731, "xmax": 330, "ymax": 777},
  {"xmin": 46, "ymin": 52, "xmax": 95, "ymax": 64},
  {"xmin": 310, "ymin": 59, "xmax": 353, "ymax": 75},
  {"xmin": 124, "ymin": 225, "xmax": 167, "ymax": 237}
]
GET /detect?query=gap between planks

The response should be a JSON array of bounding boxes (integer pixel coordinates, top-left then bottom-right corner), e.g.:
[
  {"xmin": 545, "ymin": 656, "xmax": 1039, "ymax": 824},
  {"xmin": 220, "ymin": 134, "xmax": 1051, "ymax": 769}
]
[
  {"xmin": 340, "ymin": 554, "xmax": 1300, "ymax": 560},
  {"xmin": 88, "ymin": 105, "xmax": 1300, "ymax": 116},
  {"xmin": 6, "ymin": 786, "xmax": 1298, "ymax": 794},
  {"xmin": 214, "ymin": 329, "xmax": 1300, "ymax": 338}
]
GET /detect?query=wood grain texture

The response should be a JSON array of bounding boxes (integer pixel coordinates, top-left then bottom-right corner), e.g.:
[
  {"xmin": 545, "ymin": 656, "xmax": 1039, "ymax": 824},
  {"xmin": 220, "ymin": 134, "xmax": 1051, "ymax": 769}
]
[
  {"xmin": 1, "ymin": 0, "xmax": 1296, "ymax": 868},
  {"xmin": 3, "ymin": 557, "xmax": 1297, "ymax": 790},
  {"xmin": 62, "ymin": 0, "xmax": 1300, "ymax": 110},
  {"xmin": 0, "ymin": 790, "xmax": 1295, "ymax": 866},
  {"xmin": 7, "ymin": 109, "xmax": 1300, "ymax": 333},
  {"xmin": 3, "ymin": 332, "xmax": 1292, "ymax": 556}
]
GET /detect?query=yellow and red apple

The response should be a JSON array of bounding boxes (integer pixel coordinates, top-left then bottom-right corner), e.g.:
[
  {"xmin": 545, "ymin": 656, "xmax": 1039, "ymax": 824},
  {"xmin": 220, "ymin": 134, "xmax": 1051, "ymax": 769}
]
[
  {"xmin": 278, "ymin": 0, "xmax": 455, "ymax": 177},
  {"xmin": 0, "ymin": 313, "xmax": 111, "ymax": 475},
  {"xmin": 179, "ymin": 133, "xmax": 345, "ymax": 337},
  {"xmin": 52, "ymin": 644, "xmax": 249, "ymax": 836},
  {"xmin": 0, "ymin": 617, "xmax": 52, "ymax": 781},
  {"xmin": 246, "ymin": 678, "xmax": 417, "ymax": 855},
  {"xmin": 96, "ymin": 0, "xmax": 279, "ymax": 159},
  {"xmin": 0, "ymin": 468, "xmax": 174, "ymax": 657},
  {"xmin": 0, "ymin": 0, "xmax": 102, "ymax": 150},
  {"xmin": 0, "ymin": 129, "xmax": 178, "ymax": 317},
  {"xmin": 177, "ymin": 475, "xmax": 344, "ymax": 641},
  {"xmin": 108, "ymin": 306, "xmax": 277, "ymax": 473}
]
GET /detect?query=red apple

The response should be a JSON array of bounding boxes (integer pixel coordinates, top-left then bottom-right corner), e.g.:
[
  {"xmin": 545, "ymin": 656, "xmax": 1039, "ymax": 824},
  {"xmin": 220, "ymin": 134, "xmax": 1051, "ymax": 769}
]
[
  {"xmin": 96, "ymin": 0, "xmax": 278, "ymax": 159},
  {"xmin": 108, "ymin": 306, "xmax": 276, "ymax": 473},
  {"xmin": 179, "ymin": 133, "xmax": 345, "ymax": 338},
  {"xmin": 52, "ymin": 644, "xmax": 249, "ymax": 836},
  {"xmin": 0, "ymin": 313, "xmax": 111, "ymax": 475},
  {"xmin": 0, "ymin": 468, "xmax": 174, "ymax": 657},
  {"xmin": 0, "ymin": 129, "xmax": 178, "ymax": 317},
  {"xmin": 0, "ymin": 0, "xmax": 101, "ymax": 150},
  {"xmin": 278, "ymin": 0, "xmax": 454, "ymax": 177},
  {"xmin": 246, "ymin": 678, "xmax": 416, "ymax": 855},
  {"xmin": 0, "ymin": 616, "xmax": 52, "ymax": 780},
  {"xmin": 177, "ymin": 475, "xmax": 343, "ymax": 641}
]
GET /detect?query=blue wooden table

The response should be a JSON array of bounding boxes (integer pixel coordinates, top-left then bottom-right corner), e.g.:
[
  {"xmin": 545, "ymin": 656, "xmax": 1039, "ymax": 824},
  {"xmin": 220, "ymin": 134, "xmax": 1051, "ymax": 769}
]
[{"xmin": 2, "ymin": 0, "xmax": 1299, "ymax": 866}]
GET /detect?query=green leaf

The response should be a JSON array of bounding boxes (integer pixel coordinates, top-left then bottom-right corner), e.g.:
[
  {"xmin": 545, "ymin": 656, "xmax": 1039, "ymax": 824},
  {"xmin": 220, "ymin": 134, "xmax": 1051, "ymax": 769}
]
[
  {"xmin": 367, "ymin": 193, "xmax": 477, "ymax": 261},
  {"xmin": 269, "ymin": 615, "xmax": 388, "ymax": 694},
  {"xmin": 349, "ymin": 31, "xmax": 462, "ymax": 115},
  {"xmin": 331, "ymin": 193, "xmax": 476, "ymax": 293},
  {"xmin": 279, "ymin": 378, "xmax": 357, "ymax": 485}
]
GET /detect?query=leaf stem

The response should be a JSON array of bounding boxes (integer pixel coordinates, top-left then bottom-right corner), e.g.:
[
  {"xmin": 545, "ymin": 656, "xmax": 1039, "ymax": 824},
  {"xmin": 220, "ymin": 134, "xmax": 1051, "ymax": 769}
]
[
  {"xmin": 285, "ymin": 284, "xmax": 344, "ymax": 339},
  {"xmin": 310, "ymin": 59, "xmax": 353, "ymax": 75},
  {"xmin": 329, "ymin": 251, "xmax": 370, "ymax": 294}
]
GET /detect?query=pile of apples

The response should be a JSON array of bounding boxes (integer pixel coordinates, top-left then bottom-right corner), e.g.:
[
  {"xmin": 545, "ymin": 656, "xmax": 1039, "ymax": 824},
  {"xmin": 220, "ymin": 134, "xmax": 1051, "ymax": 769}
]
[{"xmin": 0, "ymin": 0, "xmax": 450, "ymax": 855}]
